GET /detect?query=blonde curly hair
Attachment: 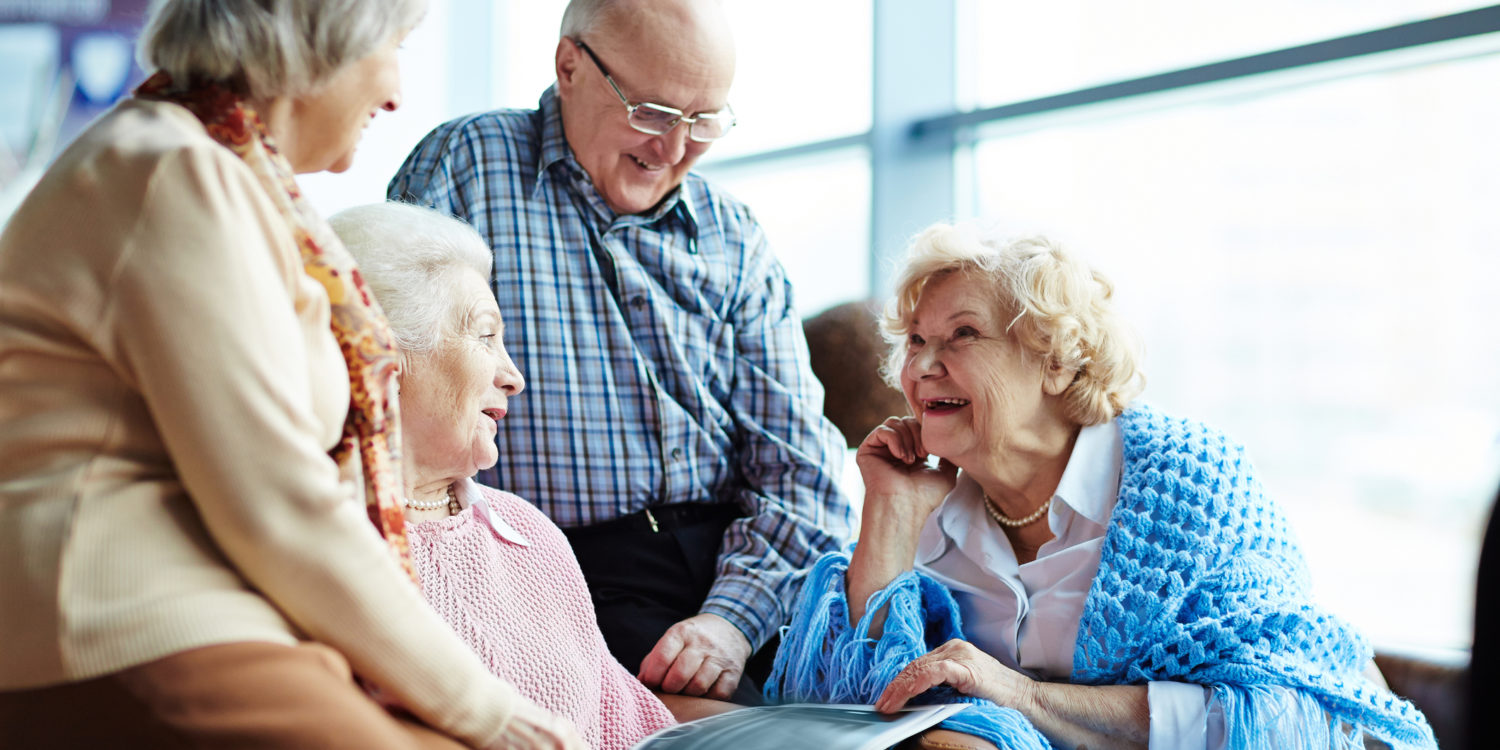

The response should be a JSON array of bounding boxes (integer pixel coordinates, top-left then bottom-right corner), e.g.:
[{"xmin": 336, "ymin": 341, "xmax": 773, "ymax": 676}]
[{"xmin": 880, "ymin": 222, "xmax": 1145, "ymax": 426}]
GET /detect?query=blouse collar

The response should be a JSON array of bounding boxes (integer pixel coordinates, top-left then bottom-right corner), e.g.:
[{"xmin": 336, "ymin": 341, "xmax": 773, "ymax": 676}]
[
  {"xmin": 451, "ymin": 477, "xmax": 530, "ymax": 547},
  {"xmin": 919, "ymin": 419, "xmax": 1122, "ymax": 565}
]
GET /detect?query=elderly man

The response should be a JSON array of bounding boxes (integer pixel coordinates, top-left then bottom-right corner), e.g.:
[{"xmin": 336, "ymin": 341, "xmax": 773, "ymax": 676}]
[{"xmin": 388, "ymin": 0, "xmax": 854, "ymax": 705}]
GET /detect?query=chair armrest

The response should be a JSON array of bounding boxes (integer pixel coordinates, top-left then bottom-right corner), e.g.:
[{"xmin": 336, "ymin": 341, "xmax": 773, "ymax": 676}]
[
  {"xmin": 897, "ymin": 728, "xmax": 1000, "ymax": 750},
  {"xmin": 1374, "ymin": 649, "xmax": 1470, "ymax": 749},
  {"xmin": 651, "ymin": 691, "xmax": 742, "ymax": 723}
]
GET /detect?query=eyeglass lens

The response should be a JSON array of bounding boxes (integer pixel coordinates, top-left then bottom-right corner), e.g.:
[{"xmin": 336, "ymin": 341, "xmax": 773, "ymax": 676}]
[{"xmin": 628, "ymin": 106, "xmax": 732, "ymax": 141}]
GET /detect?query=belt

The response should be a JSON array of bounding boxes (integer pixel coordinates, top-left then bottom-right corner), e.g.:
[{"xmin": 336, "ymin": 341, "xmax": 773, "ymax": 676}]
[{"xmin": 565, "ymin": 501, "xmax": 743, "ymax": 536}]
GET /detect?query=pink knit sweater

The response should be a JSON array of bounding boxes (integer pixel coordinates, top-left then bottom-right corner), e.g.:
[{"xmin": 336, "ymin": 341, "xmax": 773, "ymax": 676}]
[{"xmin": 406, "ymin": 483, "xmax": 676, "ymax": 749}]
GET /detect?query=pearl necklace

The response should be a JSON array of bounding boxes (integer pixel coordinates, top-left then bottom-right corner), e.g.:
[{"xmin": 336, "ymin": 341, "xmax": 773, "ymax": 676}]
[
  {"xmin": 405, "ymin": 484, "xmax": 459, "ymax": 513},
  {"xmin": 982, "ymin": 493, "xmax": 1051, "ymax": 528}
]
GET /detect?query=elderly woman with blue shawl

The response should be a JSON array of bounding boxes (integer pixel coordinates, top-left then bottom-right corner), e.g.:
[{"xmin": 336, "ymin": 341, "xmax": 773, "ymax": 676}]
[{"xmin": 767, "ymin": 222, "xmax": 1435, "ymax": 749}]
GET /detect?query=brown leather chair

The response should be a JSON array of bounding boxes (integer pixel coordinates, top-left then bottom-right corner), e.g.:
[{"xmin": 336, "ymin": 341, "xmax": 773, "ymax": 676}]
[
  {"xmin": 1465, "ymin": 491, "xmax": 1496, "ymax": 750},
  {"xmin": 899, "ymin": 728, "xmax": 997, "ymax": 750},
  {"xmin": 803, "ymin": 299, "xmax": 909, "ymax": 448},
  {"xmin": 1373, "ymin": 650, "xmax": 1469, "ymax": 749}
]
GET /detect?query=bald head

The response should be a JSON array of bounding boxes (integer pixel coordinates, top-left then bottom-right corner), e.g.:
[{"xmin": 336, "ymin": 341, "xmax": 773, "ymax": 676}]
[
  {"xmin": 563, "ymin": 0, "xmax": 734, "ymax": 74},
  {"xmin": 554, "ymin": 0, "xmax": 738, "ymax": 215}
]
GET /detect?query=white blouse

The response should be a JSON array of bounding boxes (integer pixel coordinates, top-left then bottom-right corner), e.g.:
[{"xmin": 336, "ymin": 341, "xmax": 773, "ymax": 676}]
[{"xmin": 913, "ymin": 421, "xmax": 1220, "ymax": 749}]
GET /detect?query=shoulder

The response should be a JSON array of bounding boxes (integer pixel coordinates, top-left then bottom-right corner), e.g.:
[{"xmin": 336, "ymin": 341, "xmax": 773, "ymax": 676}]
[
  {"xmin": 475, "ymin": 484, "xmax": 569, "ymax": 543},
  {"xmin": 476, "ymin": 484, "xmax": 544, "ymax": 518},
  {"xmin": 1113, "ymin": 403, "xmax": 1262, "ymax": 523},
  {"xmin": 42, "ymin": 100, "xmax": 257, "ymax": 202},
  {"xmin": 1117, "ymin": 402, "xmax": 1251, "ymax": 479},
  {"xmin": 392, "ymin": 108, "xmax": 547, "ymax": 208},
  {"xmin": 4, "ymin": 100, "xmax": 279, "ymax": 270},
  {"xmin": 682, "ymin": 172, "xmax": 762, "ymax": 239},
  {"xmin": 409, "ymin": 108, "xmax": 544, "ymax": 167},
  {"xmin": 1112, "ymin": 403, "xmax": 1283, "ymax": 547}
]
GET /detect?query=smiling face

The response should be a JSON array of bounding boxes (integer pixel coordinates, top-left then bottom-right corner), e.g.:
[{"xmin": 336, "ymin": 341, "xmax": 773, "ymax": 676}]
[
  {"xmin": 284, "ymin": 33, "xmax": 404, "ymax": 173},
  {"xmin": 899, "ymin": 272, "xmax": 1069, "ymax": 469},
  {"xmin": 398, "ymin": 269, "xmax": 525, "ymax": 485},
  {"xmin": 554, "ymin": 2, "xmax": 735, "ymax": 215}
]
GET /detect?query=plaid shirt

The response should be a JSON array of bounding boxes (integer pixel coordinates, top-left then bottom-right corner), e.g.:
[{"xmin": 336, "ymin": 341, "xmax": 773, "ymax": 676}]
[{"xmin": 388, "ymin": 87, "xmax": 854, "ymax": 648}]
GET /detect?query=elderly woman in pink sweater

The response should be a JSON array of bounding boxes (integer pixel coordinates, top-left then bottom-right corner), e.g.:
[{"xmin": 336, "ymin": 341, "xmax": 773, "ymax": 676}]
[{"xmin": 330, "ymin": 201, "xmax": 718, "ymax": 749}]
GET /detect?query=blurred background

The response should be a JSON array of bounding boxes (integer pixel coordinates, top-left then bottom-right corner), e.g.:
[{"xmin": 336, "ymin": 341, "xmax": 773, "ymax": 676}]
[{"xmin": 3, "ymin": 0, "xmax": 1496, "ymax": 658}]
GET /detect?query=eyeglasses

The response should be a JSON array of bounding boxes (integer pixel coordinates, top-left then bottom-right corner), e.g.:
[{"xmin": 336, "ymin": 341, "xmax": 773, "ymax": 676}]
[{"xmin": 573, "ymin": 39, "xmax": 736, "ymax": 143}]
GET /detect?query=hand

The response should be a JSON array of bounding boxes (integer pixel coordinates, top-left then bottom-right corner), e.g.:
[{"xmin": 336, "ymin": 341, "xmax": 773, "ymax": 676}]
[
  {"xmin": 856, "ymin": 416, "xmax": 958, "ymax": 522},
  {"xmin": 873, "ymin": 639, "xmax": 1034, "ymax": 715},
  {"xmin": 488, "ymin": 697, "xmax": 587, "ymax": 750},
  {"xmin": 637, "ymin": 613, "xmax": 753, "ymax": 700}
]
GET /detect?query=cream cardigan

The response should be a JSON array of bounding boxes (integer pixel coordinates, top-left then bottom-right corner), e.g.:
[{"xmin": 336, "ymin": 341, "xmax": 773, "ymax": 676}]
[{"xmin": 0, "ymin": 99, "xmax": 517, "ymax": 747}]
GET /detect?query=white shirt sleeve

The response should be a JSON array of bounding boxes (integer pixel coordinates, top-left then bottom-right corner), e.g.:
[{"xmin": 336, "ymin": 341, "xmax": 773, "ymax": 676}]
[
  {"xmin": 1148, "ymin": 682, "xmax": 1211, "ymax": 750},
  {"xmin": 1151, "ymin": 681, "xmax": 1332, "ymax": 749}
]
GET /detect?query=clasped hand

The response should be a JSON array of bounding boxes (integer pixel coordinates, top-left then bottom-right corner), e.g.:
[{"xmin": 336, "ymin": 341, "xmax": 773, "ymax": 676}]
[
  {"xmin": 638, "ymin": 612, "xmax": 752, "ymax": 700},
  {"xmin": 491, "ymin": 695, "xmax": 587, "ymax": 750}
]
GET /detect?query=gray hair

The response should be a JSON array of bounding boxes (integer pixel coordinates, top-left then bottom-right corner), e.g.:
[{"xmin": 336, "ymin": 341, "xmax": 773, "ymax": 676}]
[
  {"xmin": 136, "ymin": 0, "xmax": 426, "ymax": 100},
  {"xmin": 560, "ymin": 0, "xmax": 621, "ymax": 38},
  {"xmin": 881, "ymin": 222, "xmax": 1145, "ymax": 426},
  {"xmin": 328, "ymin": 202, "xmax": 492, "ymax": 357}
]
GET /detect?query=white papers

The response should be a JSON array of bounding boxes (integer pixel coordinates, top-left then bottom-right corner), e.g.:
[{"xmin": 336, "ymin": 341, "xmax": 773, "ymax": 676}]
[{"xmin": 633, "ymin": 703, "xmax": 968, "ymax": 750}]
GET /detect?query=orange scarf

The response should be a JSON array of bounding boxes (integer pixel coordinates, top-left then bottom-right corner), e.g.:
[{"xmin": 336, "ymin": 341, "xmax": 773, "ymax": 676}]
[{"xmin": 135, "ymin": 73, "xmax": 417, "ymax": 582}]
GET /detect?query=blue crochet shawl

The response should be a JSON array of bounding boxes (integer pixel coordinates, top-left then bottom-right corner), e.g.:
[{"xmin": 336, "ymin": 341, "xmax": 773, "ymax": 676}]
[{"xmin": 767, "ymin": 404, "xmax": 1436, "ymax": 749}]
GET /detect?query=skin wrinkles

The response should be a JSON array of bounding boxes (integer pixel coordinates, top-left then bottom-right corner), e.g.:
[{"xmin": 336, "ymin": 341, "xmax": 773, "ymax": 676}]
[
  {"xmin": 399, "ymin": 270, "xmax": 525, "ymax": 507},
  {"xmin": 255, "ymin": 33, "xmax": 406, "ymax": 175},
  {"xmin": 900, "ymin": 272, "xmax": 1075, "ymax": 521},
  {"xmin": 555, "ymin": 0, "xmax": 735, "ymax": 215},
  {"xmin": 386, "ymin": 267, "xmax": 593, "ymax": 748},
  {"xmin": 848, "ymin": 270, "xmax": 1149, "ymax": 748}
]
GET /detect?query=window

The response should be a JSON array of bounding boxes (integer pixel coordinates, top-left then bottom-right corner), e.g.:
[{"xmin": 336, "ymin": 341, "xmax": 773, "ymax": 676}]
[
  {"xmin": 961, "ymin": 0, "xmax": 1486, "ymax": 107},
  {"xmin": 711, "ymin": 0, "xmax": 872, "ymax": 158},
  {"xmin": 967, "ymin": 47, "xmax": 1500, "ymax": 650},
  {"xmin": 702, "ymin": 0, "xmax": 874, "ymax": 314},
  {"xmin": 703, "ymin": 148, "xmax": 872, "ymax": 316}
]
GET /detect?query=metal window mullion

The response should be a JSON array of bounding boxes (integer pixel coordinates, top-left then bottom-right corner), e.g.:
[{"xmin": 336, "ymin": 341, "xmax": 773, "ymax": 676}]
[
  {"xmin": 870, "ymin": 0, "xmax": 958, "ymax": 299},
  {"xmin": 912, "ymin": 4, "xmax": 1500, "ymax": 140}
]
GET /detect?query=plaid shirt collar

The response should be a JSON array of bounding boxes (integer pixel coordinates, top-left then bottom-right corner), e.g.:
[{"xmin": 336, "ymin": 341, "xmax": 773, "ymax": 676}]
[{"xmin": 533, "ymin": 85, "xmax": 701, "ymax": 232}]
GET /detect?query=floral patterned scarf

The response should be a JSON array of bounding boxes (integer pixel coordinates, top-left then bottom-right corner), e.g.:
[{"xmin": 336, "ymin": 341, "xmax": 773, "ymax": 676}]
[{"xmin": 134, "ymin": 73, "xmax": 417, "ymax": 582}]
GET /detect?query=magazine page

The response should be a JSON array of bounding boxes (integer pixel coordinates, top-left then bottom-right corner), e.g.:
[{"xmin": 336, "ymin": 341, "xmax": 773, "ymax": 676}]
[{"xmin": 632, "ymin": 703, "xmax": 967, "ymax": 750}]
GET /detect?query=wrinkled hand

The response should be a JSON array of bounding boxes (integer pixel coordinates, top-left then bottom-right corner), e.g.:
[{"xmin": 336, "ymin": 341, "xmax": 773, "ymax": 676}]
[
  {"xmin": 637, "ymin": 613, "xmax": 752, "ymax": 700},
  {"xmin": 856, "ymin": 416, "xmax": 958, "ymax": 521},
  {"xmin": 873, "ymin": 638, "xmax": 1034, "ymax": 715},
  {"xmin": 488, "ymin": 697, "xmax": 587, "ymax": 750}
]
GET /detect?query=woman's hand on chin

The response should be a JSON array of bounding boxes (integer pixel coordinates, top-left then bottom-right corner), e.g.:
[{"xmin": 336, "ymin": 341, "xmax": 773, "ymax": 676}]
[
  {"xmin": 873, "ymin": 638, "xmax": 1034, "ymax": 714},
  {"xmin": 856, "ymin": 416, "xmax": 958, "ymax": 522}
]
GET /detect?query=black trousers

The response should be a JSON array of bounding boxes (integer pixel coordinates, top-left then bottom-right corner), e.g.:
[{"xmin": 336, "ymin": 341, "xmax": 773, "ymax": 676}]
[{"xmin": 561, "ymin": 502, "xmax": 777, "ymax": 706}]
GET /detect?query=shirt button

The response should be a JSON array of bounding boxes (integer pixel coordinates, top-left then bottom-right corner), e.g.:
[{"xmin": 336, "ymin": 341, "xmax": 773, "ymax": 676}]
[
  {"xmin": 631, "ymin": 295, "xmax": 647, "ymax": 309},
  {"xmin": 670, "ymin": 447, "xmax": 684, "ymax": 461}
]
